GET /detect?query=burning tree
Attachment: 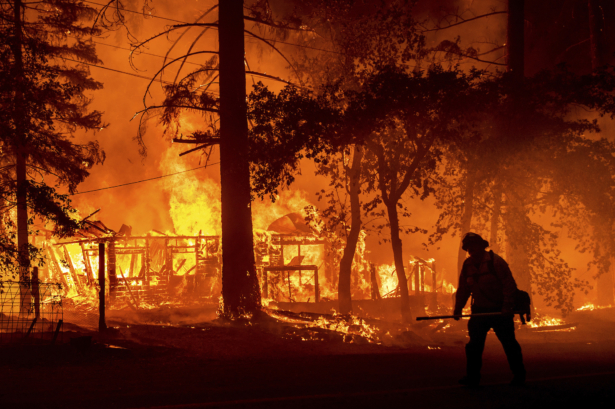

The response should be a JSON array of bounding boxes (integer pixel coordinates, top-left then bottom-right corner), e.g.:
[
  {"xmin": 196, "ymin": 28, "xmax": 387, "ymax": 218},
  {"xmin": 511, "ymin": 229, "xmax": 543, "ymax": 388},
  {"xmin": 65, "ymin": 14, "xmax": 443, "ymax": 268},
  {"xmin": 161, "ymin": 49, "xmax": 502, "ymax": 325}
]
[{"xmin": 0, "ymin": 0, "xmax": 105, "ymax": 283}]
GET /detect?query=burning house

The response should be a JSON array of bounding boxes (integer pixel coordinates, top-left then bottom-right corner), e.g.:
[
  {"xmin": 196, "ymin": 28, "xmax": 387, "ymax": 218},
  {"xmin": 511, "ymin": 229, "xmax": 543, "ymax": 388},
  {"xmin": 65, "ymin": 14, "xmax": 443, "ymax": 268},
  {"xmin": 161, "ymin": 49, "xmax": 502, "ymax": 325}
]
[{"xmin": 17, "ymin": 208, "xmax": 456, "ymax": 325}]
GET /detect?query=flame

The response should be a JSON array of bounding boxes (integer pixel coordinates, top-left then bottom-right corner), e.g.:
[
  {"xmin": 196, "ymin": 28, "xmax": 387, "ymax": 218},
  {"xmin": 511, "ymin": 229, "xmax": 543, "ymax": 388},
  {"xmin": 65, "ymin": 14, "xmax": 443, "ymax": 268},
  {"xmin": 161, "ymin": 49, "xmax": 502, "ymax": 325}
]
[
  {"xmin": 160, "ymin": 148, "xmax": 221, "ymax": 236},
  {"xmin": 576, "ymin": 302, "xmax": 612, "ymax": 311},
  {"xmin": 527, "ymin": 315, "xmax": 565, "ymax": 328},
  {"xmin": 38, "ymin": 126, "xmax": 462, "ymax": 318}
]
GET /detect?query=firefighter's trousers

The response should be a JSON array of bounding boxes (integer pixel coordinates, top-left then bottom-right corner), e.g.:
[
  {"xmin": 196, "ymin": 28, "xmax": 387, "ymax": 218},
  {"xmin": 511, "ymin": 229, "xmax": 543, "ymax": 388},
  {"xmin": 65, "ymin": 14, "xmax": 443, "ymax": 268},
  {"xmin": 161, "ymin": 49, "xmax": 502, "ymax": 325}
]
[{"xmin": 465, "ymin": 314, "xmax": 526, "ymax": 379}]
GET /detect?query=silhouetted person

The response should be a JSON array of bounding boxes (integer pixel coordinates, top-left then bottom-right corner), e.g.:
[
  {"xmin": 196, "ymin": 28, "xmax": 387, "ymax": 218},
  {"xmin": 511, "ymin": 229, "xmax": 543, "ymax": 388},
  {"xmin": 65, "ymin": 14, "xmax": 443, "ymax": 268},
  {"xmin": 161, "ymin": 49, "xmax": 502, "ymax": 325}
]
[{"xmin": 454, "ymin": 232, "xmax": 526, "ymax": 387}]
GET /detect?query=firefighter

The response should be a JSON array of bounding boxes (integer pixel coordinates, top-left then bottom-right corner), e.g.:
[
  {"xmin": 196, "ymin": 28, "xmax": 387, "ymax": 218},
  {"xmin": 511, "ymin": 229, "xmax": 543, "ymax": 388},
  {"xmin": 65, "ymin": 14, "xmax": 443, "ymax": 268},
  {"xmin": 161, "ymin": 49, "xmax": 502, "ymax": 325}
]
[{"xmin": 454, "ymin": 232, "xmax": 526, "ymax": 387}]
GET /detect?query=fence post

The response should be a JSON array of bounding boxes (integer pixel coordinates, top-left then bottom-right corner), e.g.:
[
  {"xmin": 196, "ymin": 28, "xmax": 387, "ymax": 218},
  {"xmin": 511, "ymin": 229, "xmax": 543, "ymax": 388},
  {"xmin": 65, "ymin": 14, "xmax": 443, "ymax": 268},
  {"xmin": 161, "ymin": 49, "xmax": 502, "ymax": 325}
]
[
  {"xmin": 99, "ymin": 242, "xmax": 106, "ymax": 332},
  {"xmin": 32, "ymin": 266, "xmax": 40, "ymax": 319}
]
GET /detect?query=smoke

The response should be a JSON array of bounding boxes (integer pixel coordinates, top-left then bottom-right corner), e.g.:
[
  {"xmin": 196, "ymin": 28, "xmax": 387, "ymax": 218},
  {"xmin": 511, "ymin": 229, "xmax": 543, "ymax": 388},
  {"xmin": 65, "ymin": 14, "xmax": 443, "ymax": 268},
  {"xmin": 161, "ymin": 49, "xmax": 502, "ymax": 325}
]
[{"xmin": 62, "ymin": 0, "xmax": 610, "ymax": 308}]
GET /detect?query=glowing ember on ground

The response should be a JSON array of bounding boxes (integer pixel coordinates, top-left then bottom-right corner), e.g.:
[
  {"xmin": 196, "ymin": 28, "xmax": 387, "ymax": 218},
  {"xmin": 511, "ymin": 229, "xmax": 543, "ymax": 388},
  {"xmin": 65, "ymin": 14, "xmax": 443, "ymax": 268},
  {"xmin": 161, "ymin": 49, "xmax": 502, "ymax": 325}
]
[
  {"xmin": 526, "ymin": 313, "xmax": 577, "ymax": 332},
  {"xmin": 527, "ymin": 315, "xmax": 565, "ymax": 328}
]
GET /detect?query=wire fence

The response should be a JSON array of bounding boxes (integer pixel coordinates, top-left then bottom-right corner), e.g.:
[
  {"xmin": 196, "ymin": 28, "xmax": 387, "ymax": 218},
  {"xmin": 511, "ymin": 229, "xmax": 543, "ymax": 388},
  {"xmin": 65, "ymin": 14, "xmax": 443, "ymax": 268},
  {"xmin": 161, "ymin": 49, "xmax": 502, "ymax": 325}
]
[{"xmin": 0, "ymin": 280, "xmax": 63, "ymax": 344}]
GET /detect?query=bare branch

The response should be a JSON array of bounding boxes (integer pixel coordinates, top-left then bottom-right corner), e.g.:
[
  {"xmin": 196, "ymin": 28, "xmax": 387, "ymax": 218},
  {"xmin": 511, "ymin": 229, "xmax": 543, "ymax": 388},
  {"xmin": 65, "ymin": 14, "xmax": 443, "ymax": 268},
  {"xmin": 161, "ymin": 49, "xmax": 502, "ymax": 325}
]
[
  {"xmin": 422, "ymin": 11, "xmax": 507, "ymax": 33},
  {"xmin": 244, "ymin": 29, "xmax": 303, "ymax": 85},
  {"xmin": 142, "ymin": 51, "xmax": 219, "ymax": 109},
  {"xmin": 243, "ymin": 15, "xmax": 317, "ymax": 34},
  {"xmin": 179, "ymin": 143, "xmax": 219, "ymax": 157},
  {"xmin": 246, "ymin": 70, "xmax": 304, "ymax": 88}
]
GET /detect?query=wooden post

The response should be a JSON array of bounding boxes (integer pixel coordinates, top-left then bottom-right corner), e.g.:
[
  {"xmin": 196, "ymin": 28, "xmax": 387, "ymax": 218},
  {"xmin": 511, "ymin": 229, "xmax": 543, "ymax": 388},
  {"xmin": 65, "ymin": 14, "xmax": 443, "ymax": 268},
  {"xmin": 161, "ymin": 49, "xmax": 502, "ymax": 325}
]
[
  {"xmin": 80, "ymin": 242, "xmax": 94, "ymax": 284},
  {"xmin": 314, "ymin": 267, "xmax": 319, "ymax": 303},
  {"xmin": 108, "ymin": 239, "xmax": 117, "ymax": 301},
  {"xmin": 287, "ymin": 271, "xmax": 292, "ymax": 302},
  {"xmin": 51, "ymin": 319, "xmax": 62, "ymax": 345},
  {"xmin": 98, "ymin": 242, "xmax": 106, "ymax": 332},
  {"xmin": 144, "ymin": 234, "xmax": 150, "ymax": 282},
  {"xmin": 63, "ymin": 245, "xmax": 82, "ymax": 294},
  {"xmin": 48, "ymin": 245, "xmax": 69, "ymax": 294},
  {"xmin": 370, "ymin": 263, "xmax": 381, "ymax": 300},
  {"xmin": 298, "ymin": 244, "xmax": 302, "ymax": 285},
  {"xmin": 129, "ymin": 252, "xmax": 137, "ymax": 278},
  {"xmin": 119, "ymin": 267, "xmax": 139, "ymax": 309},
  {"xmin": 413, "ymin": 261, "xmax": 420, "ymax": 296},
  {"xmin": 32, "ymin": 266, "xmax": 40, "ymax": 319},
  {"xmin": 431, "ymin": 260, "xmax": 437, "ymax": 296},
  {"xmin": 165, "ymin": 238, "xmax": 172, "ymax": 279}
]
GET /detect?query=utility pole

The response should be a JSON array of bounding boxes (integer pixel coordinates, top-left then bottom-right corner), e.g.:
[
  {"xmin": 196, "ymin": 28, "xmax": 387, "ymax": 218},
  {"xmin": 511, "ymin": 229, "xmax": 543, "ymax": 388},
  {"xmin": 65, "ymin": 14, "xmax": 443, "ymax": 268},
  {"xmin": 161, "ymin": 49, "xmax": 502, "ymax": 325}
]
[{"xmin": 218, "ymin": 0, "xmax": 261, "ymax": 317}]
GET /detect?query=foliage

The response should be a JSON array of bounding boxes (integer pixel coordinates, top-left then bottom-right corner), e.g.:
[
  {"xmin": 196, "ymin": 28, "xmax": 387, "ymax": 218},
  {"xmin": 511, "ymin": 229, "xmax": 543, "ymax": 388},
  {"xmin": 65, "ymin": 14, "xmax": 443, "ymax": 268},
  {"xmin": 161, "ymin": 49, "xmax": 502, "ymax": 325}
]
[
  {"xmin": 0, "ymin": 0, "xmax": 106, "ymax": 276},
  {"xmin": 248, "ymin": 81, "xmax": 345, "ymax": 200},
  {"xmin": 429, "ymin": 65, "xmax": 615, "ymax": 314}
]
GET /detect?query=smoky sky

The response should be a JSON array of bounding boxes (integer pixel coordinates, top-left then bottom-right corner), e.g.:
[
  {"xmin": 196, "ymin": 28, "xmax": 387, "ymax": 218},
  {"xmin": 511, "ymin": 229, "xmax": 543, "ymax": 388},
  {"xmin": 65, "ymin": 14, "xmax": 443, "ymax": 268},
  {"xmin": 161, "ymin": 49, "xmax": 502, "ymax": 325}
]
[{"xmin": 61, "ymin": 0, "xmax": 608, "ymax": 307}]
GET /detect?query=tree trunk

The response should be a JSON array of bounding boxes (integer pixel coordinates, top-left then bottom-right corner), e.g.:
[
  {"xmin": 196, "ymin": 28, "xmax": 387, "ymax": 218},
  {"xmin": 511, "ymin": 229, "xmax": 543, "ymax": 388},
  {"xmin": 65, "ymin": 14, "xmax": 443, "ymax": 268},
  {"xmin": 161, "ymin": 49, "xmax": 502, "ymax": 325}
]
[
  {"xmin": 588, "ymin": 1, "xmax": 614, "ymax": 306},
  {"xmin": 589, "ymin": 0, "xmax": 606, "ymax": 70},
  {"xmin": 597, "ymin": 262, "xmax": 614, "ymax": 306},
  {"xmin": 12, "ymin": 0, "xmax": 30, "ymax": 312},
  {"xmin": 490, "ymin": 184, "xmax": 502, "ymax": 253},
  {"xmin": 338, "ymin": 145, "xmax": 364, "ymax": 315},
  {"xmin": 457, "ymin": 170, "xmax": 475, "ymax": 273},
  {"xmin": 507, "ymin": 0, "xmax": 525, "ymax": 80},
  {"xmin": 218, "ymin": 0, "xmax": 261, "ymax": 317},
  {"xmin": 385, "ymin": 200, "xmax": 411, "ymax": 322}
]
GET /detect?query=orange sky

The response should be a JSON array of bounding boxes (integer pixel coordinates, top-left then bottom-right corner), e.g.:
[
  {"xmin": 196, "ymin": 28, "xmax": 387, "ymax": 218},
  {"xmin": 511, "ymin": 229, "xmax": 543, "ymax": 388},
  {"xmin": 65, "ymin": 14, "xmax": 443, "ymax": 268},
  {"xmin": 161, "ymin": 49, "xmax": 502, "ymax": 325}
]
[{"xmin": 60, "ymin": 0, "xmax": 605, "ymax": 307}]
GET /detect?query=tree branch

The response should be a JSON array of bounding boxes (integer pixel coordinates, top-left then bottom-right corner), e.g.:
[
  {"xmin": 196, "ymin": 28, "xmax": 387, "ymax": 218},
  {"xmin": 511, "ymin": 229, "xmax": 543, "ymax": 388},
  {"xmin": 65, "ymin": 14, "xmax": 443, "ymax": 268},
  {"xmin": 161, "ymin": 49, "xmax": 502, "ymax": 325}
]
[
  {"xmin": 244, "ymin": 29, "xmax": 303, "ymax": 84},
  {"xmin": 422, "ymin": 11, "xmax": 507, "ymax": 33}
]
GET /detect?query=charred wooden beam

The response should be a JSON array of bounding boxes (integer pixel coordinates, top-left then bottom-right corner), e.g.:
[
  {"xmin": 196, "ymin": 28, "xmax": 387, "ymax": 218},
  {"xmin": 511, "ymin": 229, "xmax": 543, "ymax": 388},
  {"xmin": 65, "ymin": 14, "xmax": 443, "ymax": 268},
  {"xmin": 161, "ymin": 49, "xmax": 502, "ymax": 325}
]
[
  {"xmin": 118, "ymin": 267, "xmax": 139, "ymax": 310},
  {"xmin": 47, "ymin": 245, "xmax": 69, "ymax": 294},
  {"xmin": 79, "ymin": 242, "xmax": 94, "ymax": 284},
  {"xmin": 108, "ymin": 240, "xmax": 118, "ymax": 300},
  {"xmin": 62, "ymin": 245, "xmax": 83, "ymax": 295},
  {"xmin": 129, "ymin": 253, "xmax": 137, "ymax": 278},
  {"xmin": 99, "ymin": 242, "xmax": 106, "ymax": 332}
]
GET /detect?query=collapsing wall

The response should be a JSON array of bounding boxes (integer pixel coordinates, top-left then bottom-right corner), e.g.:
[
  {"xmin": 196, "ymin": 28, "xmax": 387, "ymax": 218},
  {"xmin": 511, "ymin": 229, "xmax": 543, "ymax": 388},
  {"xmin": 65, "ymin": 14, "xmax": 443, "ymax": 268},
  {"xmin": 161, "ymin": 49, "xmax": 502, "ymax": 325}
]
[{"xmin": 48, "ymin": 234, "xmax": 222, "ymax": 308}]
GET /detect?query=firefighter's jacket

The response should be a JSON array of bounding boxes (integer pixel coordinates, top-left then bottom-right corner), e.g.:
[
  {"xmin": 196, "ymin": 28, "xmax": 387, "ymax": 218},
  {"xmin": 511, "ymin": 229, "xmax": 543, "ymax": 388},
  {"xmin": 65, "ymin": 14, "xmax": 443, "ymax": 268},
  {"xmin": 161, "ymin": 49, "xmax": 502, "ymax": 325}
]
[{"xmin": 454, "ymin": 251, "xmax": 518, "ymax": 314}]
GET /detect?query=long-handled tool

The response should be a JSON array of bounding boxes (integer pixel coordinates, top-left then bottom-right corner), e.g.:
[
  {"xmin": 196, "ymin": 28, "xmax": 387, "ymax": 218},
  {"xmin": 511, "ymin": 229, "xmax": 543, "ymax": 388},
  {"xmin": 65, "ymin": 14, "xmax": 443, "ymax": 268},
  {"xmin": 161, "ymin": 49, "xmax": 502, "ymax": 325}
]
[{"xmin": 416, "ymin": 312, "xmax": 523, "ymax": 321}]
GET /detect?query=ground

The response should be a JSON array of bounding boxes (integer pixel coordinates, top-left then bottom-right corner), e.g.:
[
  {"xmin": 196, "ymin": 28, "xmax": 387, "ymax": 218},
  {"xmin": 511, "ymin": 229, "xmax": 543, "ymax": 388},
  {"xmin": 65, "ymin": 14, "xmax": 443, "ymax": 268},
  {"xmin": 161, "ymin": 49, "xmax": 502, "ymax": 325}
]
[{"xmin": 1, "ymin": 307, "xmax": 614, "ymax": 408}]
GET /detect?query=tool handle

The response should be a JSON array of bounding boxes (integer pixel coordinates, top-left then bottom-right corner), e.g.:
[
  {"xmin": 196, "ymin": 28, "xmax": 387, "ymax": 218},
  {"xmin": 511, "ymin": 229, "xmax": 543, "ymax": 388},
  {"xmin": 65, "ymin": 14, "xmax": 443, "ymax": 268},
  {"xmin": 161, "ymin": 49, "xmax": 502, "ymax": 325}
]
[{"xmin": 416, "ymin": 312, "xmax": 510, "ymax": 321}]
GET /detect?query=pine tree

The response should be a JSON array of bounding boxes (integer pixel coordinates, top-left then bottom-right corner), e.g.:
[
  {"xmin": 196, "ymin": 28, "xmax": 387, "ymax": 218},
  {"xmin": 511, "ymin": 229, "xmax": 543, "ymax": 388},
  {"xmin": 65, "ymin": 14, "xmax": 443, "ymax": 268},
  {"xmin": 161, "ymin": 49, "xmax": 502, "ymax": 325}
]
[{"xmin": 0, "ymin": 0, "xmax": 105, "ymax": 286}]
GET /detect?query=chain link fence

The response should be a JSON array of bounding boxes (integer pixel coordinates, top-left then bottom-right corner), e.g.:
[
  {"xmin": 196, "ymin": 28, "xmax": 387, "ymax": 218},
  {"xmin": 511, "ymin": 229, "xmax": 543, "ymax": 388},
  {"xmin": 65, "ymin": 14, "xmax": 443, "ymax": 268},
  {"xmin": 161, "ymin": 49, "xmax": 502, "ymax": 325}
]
[{"xmin": 0, "ymin": 280, "xmax": 63, "ymax": 344}]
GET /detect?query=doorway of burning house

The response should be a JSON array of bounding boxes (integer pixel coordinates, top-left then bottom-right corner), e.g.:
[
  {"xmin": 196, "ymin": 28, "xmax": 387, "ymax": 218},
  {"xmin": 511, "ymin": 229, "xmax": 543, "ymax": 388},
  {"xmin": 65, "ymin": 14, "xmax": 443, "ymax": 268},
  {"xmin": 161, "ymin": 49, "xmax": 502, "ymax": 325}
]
[
  {"xmin": 258, "ymin": 234, "xmax": 330, "ymax": 304},
  {"xmin": 408, "ymin": 257, "xmax": 438, "ymax": 310}
]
